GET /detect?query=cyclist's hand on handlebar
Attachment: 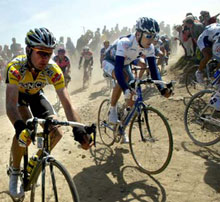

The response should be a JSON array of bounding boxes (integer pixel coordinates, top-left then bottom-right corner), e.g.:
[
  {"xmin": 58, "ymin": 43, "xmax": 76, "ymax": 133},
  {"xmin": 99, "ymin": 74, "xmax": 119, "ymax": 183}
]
[
  {"xmin": 14, "ymin": 120, "xmax": 31, "ymax": 147},
  {"xmin": 72, "ymin": 126, "xmax": 94, "ymax": 150}
]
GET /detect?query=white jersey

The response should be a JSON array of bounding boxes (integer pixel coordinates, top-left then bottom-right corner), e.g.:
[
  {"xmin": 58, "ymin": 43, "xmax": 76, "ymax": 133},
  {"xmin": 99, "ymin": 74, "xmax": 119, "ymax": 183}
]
[
  {"xmin": 104, "ymin": 33, "xmax": 155, "ymax": 65},
  {"xmin": 197, "ymin": 23, "xmax": 220, "ymax": 50}
]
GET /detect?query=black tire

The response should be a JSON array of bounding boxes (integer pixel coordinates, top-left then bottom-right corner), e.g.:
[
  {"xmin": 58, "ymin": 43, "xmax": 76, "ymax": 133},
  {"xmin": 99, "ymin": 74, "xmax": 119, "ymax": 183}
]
[
  {"xmin": 184, "ymin": 89, "xmax": 220, "ymax": 146},
  {"xmin": 97, "ymin": 99, "xmax": 116, "ymax": 146},
  {"xmin": 129, "ymin": 105, "xmax": 173, "ymax": 174},
  {"xmin": 30, "ymin": 158, "xmax": 80, "ymax": 202}
]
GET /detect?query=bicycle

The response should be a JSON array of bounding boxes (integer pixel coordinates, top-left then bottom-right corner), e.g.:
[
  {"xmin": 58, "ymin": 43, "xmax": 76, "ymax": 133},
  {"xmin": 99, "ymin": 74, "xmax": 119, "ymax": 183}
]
[
  {"xmin": 185, "ymin": 59, "xmax": 218, "ymax": 96},
  {"xmin": 184, "ymin": 68, "xmax": 220, "ymax": 146},
  {"xmin": 7, "ymin": 117, "xmax": 96, "ymax": 202},
  {"xmin": 97, "ymin": 77, "xmax": 174, "ymax": 175}
]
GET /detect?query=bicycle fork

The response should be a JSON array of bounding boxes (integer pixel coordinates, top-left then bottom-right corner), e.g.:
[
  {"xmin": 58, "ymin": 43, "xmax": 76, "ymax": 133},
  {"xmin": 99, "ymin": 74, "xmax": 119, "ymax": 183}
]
[
  {"xmin": 41, "ymin": 156, "xmax": 58, "ymax": 202},
  {"xmin": 138, "ymin": 107, "xmax": 155, "ymax": 142}
]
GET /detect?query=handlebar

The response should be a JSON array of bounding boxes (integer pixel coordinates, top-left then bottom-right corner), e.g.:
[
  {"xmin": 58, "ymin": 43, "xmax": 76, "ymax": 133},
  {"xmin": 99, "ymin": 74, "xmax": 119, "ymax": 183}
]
[
  {"xmin": 137, "ymin": 78, "xmax": 176, "ymax": 89},
  {"xmin": 26, "ymin": 117, "xmax": 97, "ymax": 147}
]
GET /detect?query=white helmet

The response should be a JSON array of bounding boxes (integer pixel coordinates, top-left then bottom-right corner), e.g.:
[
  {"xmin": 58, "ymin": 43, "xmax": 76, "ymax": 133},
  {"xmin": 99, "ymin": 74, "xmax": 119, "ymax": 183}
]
[
  {"xmin": 25, "ymin": 27, "xmax": 57, "ymax": 49},
  {"xmin": 212, "ymin": 37, "xmax": 220, "ymax": 62}
]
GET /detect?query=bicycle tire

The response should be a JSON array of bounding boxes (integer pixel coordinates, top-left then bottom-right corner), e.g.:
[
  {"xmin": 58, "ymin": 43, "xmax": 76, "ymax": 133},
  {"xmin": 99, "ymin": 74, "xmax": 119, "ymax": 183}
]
[
  {"xmin": 129, "ymin": 105, "xmax": 173, "ymax": 175},
  {"xmin": 30, "ymin": 158, "xmax": 79, "ymax": 202},
  {"xmin": 97, "ymin": 99, "xmax": 116, "ymax": 146},
  {"xmin": 184, "ymin": 89, "xmax": 220, "ymax": 146}
]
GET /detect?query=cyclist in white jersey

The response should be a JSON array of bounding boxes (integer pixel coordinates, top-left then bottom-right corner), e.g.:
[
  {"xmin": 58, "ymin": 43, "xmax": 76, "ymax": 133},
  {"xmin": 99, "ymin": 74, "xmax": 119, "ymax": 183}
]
[
  {"xmin": 207, "ymin": 35, "xmax": 220, "ymax": 110},
  {"xmin": 102, "ymin": 17, "xmax": 160, "ymax": 143},
  {"xmin": 195, "ymin": 23, "xmax": 220, "ymax": 83}
]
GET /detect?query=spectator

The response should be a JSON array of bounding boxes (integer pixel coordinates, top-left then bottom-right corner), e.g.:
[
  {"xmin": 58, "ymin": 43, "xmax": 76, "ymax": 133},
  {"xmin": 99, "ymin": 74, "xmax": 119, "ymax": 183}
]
[
  {"xmin": 199, "ymin": 11, "xmax": 220, "ymax": 26},
  {"xmin": 184, "ymin": 15, "xmax": 205, "ymax": 55},
  {"xmin": 174, "ymin": 25, "xmax": 194, "ymax": 57},
  {"xmin": 66, "ymin": 37, "xmax": 76, "ymax": 62},
  {"xmin": 10, "ymin": 37, "xmax": 21, "ymax": 58}
]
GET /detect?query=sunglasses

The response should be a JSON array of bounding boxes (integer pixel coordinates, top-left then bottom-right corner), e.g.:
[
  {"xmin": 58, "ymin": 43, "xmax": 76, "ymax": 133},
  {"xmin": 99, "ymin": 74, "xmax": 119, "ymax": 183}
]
[
  {"xmin": 143, "ymin": 32, "xmax": 156, "ymax": 39},
  {"xmin": 31, "ymin": 47, "xmax": 53, "ymax": 58}
]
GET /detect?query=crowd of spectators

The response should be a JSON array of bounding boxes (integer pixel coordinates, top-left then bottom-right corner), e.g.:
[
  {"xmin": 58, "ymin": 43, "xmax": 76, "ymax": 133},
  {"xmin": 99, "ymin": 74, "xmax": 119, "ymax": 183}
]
[
  {"xmin": 0, "ymin": 20, "xmax": 174, "ymax": 82},
  {"xmin": 173, "ymin": 10, "xmax": 220, "ymax": 59},
  {"xmin": 0, "ymin": 37, "xmax": 24, "ymax": 82}
]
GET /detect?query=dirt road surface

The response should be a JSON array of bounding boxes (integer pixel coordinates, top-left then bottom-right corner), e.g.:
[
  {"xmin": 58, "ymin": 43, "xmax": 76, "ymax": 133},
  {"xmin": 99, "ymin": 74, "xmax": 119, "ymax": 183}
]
[{"xmin": 0, "ymin": 51, "xmax": 220, "ymax": 202}]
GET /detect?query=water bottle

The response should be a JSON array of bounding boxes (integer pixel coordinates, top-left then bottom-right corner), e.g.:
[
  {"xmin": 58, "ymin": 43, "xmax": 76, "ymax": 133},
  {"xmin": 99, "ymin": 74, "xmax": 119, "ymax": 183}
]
[
  {"xmin": 27, "ymin": 154, "xmax": 39, "ymax": 176},
  {"xmin": 214, "ymin": 69, "xmax": 220, "ymax": 78}
]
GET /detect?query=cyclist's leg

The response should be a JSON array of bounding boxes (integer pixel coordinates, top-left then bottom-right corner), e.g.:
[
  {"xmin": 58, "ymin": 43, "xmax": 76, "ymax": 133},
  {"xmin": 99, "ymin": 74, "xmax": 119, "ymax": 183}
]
[
  {"xmin": 83, "ymin": 65, "xmax": 88, "ymax": 87},
  {"xmin": 11, "ymin": 105, "xmax": 32, "ymax": 169},
  {"xmin": 123, "ymin": 65, "xmax": 135, "ymax": 108}
]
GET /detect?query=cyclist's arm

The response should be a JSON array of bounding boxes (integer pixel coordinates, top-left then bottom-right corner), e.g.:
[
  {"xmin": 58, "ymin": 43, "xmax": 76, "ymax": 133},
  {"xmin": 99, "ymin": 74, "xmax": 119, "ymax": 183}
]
[
  {"xmin": 114, "ymin": 55, "xmax": 129, "ymax": 92},
  {"xmin": 146, "ymin": 57, "xmax": 162, "ymax": 89},
  {"xmin": 56, "ymin": 87, "xmax": 81, "ymax": 122},
  {"xmin": 147, "ymin": 56, "xmax": 172, "ymax": 98},
  {"xmin": 56, "ymin": 87, "xmax": 93, "ymax": 150},
  {"xmin": 6, "ymin": 84, "xmax": 23, "ymax": 124},
  {"xmin": 66, "ymin": 63, "xmax": 71, "ymax": 74}
]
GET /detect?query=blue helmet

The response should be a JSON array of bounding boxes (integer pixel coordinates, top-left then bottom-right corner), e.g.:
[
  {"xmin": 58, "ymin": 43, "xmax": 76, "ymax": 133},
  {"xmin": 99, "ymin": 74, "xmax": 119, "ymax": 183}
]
[{"xmin": 136, "ymin": 17, "xmax": 160, "ymax": 34}]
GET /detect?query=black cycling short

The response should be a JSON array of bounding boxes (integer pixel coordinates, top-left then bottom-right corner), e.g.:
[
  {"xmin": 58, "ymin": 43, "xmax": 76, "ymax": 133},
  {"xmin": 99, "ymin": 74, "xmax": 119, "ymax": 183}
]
[{"xmin": 18, "ymin": 90, "xmax": 56, "ymax": 118}]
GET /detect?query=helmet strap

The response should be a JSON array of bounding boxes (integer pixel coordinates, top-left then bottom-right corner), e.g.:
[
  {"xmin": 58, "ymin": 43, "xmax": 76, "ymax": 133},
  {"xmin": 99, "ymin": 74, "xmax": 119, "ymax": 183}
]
[
  {"xmin": 26, "ymin": 46, "xmax": 41, "ymax": 73},
  {"xmin": 138, "ymin": 32, "xmax": 144, "ymax": 48}
]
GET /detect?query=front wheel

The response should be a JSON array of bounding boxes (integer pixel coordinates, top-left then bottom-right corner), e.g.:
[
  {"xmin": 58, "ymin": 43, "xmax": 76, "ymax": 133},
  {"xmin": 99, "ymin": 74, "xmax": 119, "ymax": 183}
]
[
  {"xmin": 184, "ymin": 89, "xmax": 220, "ymax": 146},
  {"xmin": 30, "ymin": 158, "xmax": 79, "ymax": 202},
  {"xmin": 129, "ymin": 105, "xmax": 173, "ymax": 175}
]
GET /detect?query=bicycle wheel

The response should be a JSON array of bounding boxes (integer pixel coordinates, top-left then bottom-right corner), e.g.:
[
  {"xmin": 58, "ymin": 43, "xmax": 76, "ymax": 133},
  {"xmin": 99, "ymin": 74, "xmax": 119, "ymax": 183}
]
[
  {"xmin": 184, "ymin": 89, "xmax": 220, "ymax": 146},
  {"xmin": 30, "ymin": 158, "xmax": 79, "ymax": 202},
  {"xmin": 185, "ymin": 65, "xmax": 205, "ymax": 96},
  {"xmin": 129, "ymin": 105, "xmax": 173, "ymax": 175},
  {"xmin": 97, "ymin": 99, "xmax": 116, "ymax": 146}
]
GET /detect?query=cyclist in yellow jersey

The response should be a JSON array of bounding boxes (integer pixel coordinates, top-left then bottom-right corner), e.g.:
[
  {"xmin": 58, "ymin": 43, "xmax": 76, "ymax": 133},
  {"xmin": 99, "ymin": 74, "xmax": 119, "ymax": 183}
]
[{"xmin": 5, "ymin": 27, "xmax": 93, "ymax": 199}]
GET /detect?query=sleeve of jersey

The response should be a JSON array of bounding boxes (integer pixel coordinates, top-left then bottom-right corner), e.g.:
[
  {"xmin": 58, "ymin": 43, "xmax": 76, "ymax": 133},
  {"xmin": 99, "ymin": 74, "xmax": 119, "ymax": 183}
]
[
  {"xmin": 146, "ymin": 57, "xmax": 164, "ymax": 90},
  {"xmin": 5, "ymin": 63, "xmax": 21, "ymax": 85},
  {"xmin": 48, "ymin": 65, "xmax": 65, "ymax": 90},
  {"xmin": 114, "ymin": 55, "xmax": 128, "ymax": 92}
]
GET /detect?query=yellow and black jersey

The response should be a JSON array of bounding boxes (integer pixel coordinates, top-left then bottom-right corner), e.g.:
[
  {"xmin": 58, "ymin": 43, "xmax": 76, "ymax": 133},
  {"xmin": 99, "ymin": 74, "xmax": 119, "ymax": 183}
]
[{"xmin": 5, "ymin": 55, "xmax": 65, "ymax": 94}]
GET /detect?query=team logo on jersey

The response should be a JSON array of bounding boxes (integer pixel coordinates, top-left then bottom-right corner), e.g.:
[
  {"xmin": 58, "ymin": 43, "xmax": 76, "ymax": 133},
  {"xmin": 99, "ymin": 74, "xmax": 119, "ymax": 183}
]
[
  {"xmin": 44, "ymin": 68, "xmax": 54, "ymax": 77},
  {"xmin": 52, "ymin": 73, "xmax": 62, "ymax": 83},
  {"xmin": 10, "ymin": 69, "xmax": 21, "ymax": 80},
  {"xmin": 20, "ymin": 81, "xmax": 46, "ymax": 90},
  {"xmin": 122, "ymin": 42, "xmax": 130, "ymax": 50}
]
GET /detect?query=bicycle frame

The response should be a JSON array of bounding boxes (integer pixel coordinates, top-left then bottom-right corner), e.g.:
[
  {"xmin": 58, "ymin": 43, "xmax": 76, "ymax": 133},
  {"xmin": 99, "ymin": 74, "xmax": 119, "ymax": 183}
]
[
  {"xmin": 22, "ymin": 118, "xmax": 54, "ymax": 191},
  {"xmin": 120, "ymin": 84, "xmax": 152, "ymax": 141}
]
